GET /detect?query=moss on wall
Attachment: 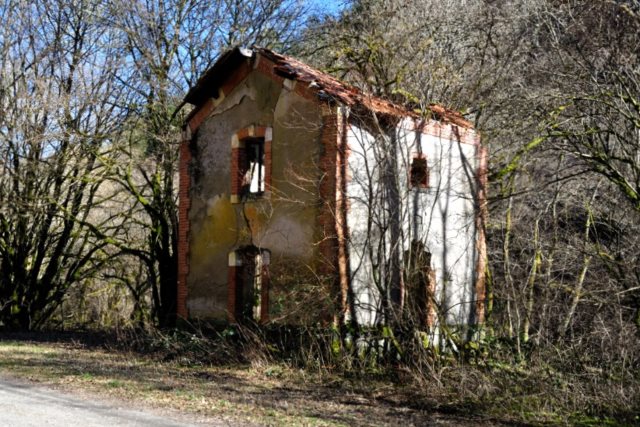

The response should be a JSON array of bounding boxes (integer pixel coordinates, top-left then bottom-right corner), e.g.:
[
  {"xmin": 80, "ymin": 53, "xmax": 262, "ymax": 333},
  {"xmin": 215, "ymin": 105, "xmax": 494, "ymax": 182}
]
[{"xmin": 186, "ymin": 70, "xmax": 324, "ymax": 321}]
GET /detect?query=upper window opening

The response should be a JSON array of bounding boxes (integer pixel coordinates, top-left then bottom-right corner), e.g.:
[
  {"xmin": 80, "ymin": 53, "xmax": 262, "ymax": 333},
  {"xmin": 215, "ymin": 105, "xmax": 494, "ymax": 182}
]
[
  {"xmin": 242, "ymin": 137, "xmax": 265, "ymax": 196},
  {"xmin": 231, "ymin": 126, "xmax": 272, "ymax": 203},
  {"xmin": 410, "ymin": 156, "xmax": 429, "ymax": 189}
]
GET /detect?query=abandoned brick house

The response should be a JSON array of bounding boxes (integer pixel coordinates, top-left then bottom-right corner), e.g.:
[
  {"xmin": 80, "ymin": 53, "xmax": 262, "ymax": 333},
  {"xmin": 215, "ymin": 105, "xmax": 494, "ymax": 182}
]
[{"xmin": 177, "ymin": 47, "xmax": 487, "ymax": 332}]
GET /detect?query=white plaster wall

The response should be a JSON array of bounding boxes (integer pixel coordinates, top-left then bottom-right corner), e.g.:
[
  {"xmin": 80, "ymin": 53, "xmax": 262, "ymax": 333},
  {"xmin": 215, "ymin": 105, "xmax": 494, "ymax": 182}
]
[{"xmin": 346, "ymin": 119, "xmax": 480, "ymax": 330}]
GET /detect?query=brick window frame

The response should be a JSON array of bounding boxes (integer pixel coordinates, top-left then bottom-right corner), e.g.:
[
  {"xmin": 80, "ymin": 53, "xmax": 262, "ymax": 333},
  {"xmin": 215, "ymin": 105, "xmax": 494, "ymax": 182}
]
[
  {"xmin": 230, "ymin": 125, "xmax": 272, "ymax": 203},
  {"xmin": 227, "ymin": 248, "xmax": 271, "ymax": 324},
  {"xmin": 409, "ymin": 154, "xmax": 429, "ymax": 189}
]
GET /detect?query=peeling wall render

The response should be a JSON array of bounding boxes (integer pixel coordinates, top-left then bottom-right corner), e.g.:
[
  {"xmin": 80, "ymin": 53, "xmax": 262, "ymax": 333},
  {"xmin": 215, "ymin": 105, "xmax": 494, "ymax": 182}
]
[{"xmin": 178, "ymin": 47, "xmax": 487, "ymax": 334}]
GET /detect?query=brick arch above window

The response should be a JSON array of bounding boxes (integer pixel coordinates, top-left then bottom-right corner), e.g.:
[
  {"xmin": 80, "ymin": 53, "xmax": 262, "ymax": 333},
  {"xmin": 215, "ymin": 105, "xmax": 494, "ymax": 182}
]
[{"xmin": 230, "ymin": 125, "xmax": 272, "ymax": 203}]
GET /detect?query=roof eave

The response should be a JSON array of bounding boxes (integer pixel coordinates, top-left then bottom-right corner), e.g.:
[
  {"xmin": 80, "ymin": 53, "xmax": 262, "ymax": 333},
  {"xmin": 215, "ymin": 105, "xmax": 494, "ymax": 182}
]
[{"xmin": 183, "ymin": 47, "xmax": 253, "ymax": 106}]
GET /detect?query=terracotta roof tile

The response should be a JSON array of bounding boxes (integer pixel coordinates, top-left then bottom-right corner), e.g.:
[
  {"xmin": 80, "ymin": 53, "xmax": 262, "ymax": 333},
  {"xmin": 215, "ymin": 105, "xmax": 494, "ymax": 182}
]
[
  {"xmin": 185, "ymin": 47, "xmax": 473, "ymax": 129},
  {"xmin": 257, "ymin": 48, "xmax": 473, "ymax": 129}
]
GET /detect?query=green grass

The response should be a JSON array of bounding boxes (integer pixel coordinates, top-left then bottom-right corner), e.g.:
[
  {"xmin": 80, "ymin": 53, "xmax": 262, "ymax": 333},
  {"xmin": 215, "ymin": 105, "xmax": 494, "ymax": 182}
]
[{"xmin": 106, "ymin": 379, "xmax": 124, "ymax": 388}]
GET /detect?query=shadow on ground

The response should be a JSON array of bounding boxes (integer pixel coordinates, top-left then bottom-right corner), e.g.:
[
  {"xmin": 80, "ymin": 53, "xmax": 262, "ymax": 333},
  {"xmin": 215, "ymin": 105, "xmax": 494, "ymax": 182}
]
[{"xmin": 0, "ymin": 331, "xmax": 524, "ymax": 426}]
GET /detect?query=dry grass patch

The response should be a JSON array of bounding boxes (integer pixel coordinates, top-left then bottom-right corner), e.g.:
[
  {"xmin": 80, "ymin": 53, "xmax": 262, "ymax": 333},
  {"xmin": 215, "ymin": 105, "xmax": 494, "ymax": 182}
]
[{"xmin": 0, "ymin": 339, "xmax": 488, "ymax": 426}]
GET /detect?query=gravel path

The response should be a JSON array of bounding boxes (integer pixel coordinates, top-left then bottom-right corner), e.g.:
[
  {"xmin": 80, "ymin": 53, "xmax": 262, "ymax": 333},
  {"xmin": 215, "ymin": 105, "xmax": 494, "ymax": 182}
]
[{"xmin": 0, "ymin": 376, "xmax": 204, "ymax": 427}]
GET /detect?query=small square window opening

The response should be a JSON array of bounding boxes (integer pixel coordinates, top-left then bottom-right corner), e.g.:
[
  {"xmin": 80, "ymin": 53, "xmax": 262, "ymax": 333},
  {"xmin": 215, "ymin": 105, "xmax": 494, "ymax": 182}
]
[{"xmin": 410, "ymin": 156, "xmax": 429, "ymax": 189}]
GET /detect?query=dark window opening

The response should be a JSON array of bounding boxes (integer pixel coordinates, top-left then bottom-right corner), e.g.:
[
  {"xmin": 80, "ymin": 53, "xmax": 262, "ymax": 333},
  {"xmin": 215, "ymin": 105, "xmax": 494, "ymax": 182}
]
[
  {"xmin": 233, "ymin": 246, "xmax": 270, "ymax": 323},
  {"xmin": 240, "ymin": 138, "xmax": 265, "ymax": 197},
  {"xmin": 404, "ymin": 240, "xmax": 436, "ymax": 328},
  {"xmin": 410, "ymin": 156, "xmax": 429, "ymax": 188}
]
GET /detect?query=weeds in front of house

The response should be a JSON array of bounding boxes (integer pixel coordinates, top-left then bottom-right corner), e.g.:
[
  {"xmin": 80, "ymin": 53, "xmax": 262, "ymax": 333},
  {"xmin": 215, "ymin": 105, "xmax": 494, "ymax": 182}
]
[
  {"xmin": 135, "ymin": 322, "xmax": 640, "ymax": 425},
  {"xmin": 0, "ymin": 337, "xmax": 354, "ymax": 426},
  {"xmin": 0, "ymin": 324, "xmax": 638, "ymax": 425}
]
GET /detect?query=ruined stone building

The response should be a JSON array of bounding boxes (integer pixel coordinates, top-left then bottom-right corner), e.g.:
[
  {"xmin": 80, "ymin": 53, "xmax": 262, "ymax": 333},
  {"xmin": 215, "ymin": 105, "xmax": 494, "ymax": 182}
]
[{"xmin": 177, "ymin": 47, "xmax": 487, "ymax": 334}]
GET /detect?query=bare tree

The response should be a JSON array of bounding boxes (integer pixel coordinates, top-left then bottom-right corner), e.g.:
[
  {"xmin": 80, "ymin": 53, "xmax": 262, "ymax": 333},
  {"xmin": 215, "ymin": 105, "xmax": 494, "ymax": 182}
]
[
  {"xmin": 298, "ymin": 1, "xmax": 640, "ymax": 376},
  {"xmin": 0, "ymin": 0, "xmax": 128, "ymax": 329},
  {"xmin": 538, "ymin": 0, "xmax": 640, "ymax": 332},
  {"xmin": 103, "ymin": 0, "xmax": 309, "ymax": 327}
]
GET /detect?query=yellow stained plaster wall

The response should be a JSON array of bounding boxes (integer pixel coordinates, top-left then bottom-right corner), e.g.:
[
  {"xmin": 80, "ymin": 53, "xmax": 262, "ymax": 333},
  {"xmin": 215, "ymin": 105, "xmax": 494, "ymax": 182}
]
[
  {"xmin": 186, "ymin": 70, "xmax": 324, "ymax": 320},
  {"xmin": 190, "ymin": 194, "xmax": 237, "ymax": 262}
]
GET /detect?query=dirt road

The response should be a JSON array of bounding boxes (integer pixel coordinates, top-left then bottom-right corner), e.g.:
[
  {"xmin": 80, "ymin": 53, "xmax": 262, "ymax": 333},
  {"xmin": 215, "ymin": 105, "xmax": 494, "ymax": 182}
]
[{"xmin": 0, "ymin": 376, "xmax": 205, "ymax": 427}]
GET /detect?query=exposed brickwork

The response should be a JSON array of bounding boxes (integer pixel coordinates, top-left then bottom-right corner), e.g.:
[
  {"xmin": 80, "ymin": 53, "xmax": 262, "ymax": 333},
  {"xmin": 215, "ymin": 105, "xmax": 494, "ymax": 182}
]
[
  {"xmin": 317, "ymin": 110, "xmax": 339, "ymax": 320},
  {"xmin": 227, "ymin": 251, "xmax": 270, "ymax": 324},
  {"xmin": 474, "ymin": 144, "xmax": 489, "ymax": 324},
  {"xmin": 189, "ymin": 48, "xmax": 476, "ymax": 132},
  {"xmin": 264, "ymin": 139, "xmax": 272, "ymax": 193},
  {"xmin": 292, "ymin": 79, "xmax": 319, "ymax": 103},
  {"xmin": 188, "ymin": 98, "xmax": 215, "ymax": 132},
  {"xmin": 407, "ymin": 119, "xmax": 480, "ymax": 146},
  {"xmin": 230, "ymin": 147, "xmax": 244, "ymax": 197},
  {"xmin": 186, "ymin": 61, "xmax": 252, "ymax": 135},
  {"xmin": 220, "ymin": 61, "xmax": 251, "ymax": 97},
  {"xmin": 254, "ymin": 55, "xmax": 285, "ymax": 87},
  {"xmin": 335, "ymin": 110, "xmax": 351, "ymax": 323},
  {"xmin": 235, "ymin": 127, "xmax": 249, "ymax": 141},
  {"xmin": 180, "ymin": 47, "xmax": 485, "ymax": 329},
  {"xmin": 252, "ymin": 54, "xmax": 320, "ymax": 104},
  {"xmin": 230, "ymin": 126, "xmax": 272, "ymax": 202},
  {"xmin": 317, "ymin": 108, "xmax": 352, "ymax": 323},
  {"xmin": 177, "ymin": 134, "xmax": 192, "ymax": 320}
]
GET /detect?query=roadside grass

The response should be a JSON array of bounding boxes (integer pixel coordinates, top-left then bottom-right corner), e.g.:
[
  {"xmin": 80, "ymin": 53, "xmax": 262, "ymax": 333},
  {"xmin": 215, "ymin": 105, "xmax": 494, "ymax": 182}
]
[
  {"xmin": 0, "ymin": 338, "xmax": 481, "ymax": 426},
  {"xmin": 0, "ymin": 333, "xmax": 636, "ymax": 426},
  {"xmin": 0, "ymin": 340, "xmax": 334, "ymax": 426}
]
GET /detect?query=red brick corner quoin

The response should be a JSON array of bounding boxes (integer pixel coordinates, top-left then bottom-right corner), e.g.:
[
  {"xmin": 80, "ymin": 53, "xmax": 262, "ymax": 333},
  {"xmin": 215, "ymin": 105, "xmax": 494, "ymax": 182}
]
[
  {"xmin": 177, "ymin": 127, "xmax": 192, "ymax": 320},
  {"xmin": 178, "ymin": 47, "xmax": 484, "ymax": 326}
]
